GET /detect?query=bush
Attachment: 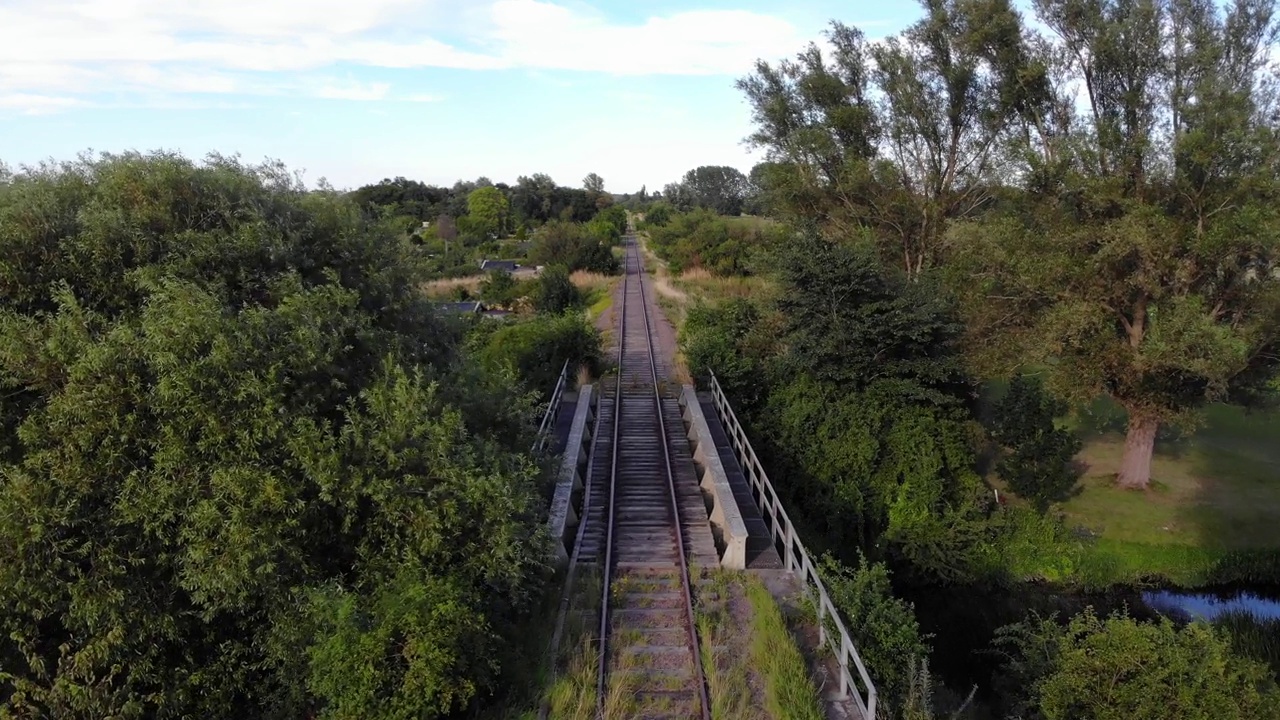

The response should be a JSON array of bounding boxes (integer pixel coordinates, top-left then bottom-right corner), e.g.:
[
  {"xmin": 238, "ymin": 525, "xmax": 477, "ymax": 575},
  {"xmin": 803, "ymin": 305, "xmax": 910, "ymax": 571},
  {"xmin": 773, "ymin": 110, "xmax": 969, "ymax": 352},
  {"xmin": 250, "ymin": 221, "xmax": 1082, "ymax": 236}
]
[
  {"xmin": 646, "ymin": 209, "xmax": 784, "ymax": 275},
  {"xmin": 471, "ymin": 313, "xmax": 602, "ymax": 400},
  {"xmin": 533, "ymin": 264, "xmax": 582, "ymax": 315},
  {"xmin": 0, "ymin": 153, "xmax": 549, "ymax": 718},
  {"xmin": 593, "ymin": 205, "xmax": 628, "ymax": 236},
  {"xmin": 642, "ymin": 202, "xmax": 672, "ymax": 227},
  {"xmin": 819, "ymin": 553, "xmax": 930, "ymax": 712},
  {"xmin": 989, "ymin": 377, "xmax": 1083, "ymax": 512},
  {"xmin": 528, "ymin": 221, "xmax": 619, "ymax": 274},
  {"xmin": 479, "ymin": 269, "xmax": 527, "ymax": 309},
  {"xmin": 994, "ymin": 608, "xmax": 1280, "ymax": 719},
  {"xmin": 680, "ymin": 299, "xmax": 776, "ymax": 411}
]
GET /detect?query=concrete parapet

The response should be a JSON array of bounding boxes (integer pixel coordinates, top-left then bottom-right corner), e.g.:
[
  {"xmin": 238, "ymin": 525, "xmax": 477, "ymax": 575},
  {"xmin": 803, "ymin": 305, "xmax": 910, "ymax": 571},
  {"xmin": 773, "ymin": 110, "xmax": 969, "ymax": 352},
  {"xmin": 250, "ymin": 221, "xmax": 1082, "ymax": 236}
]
[
  {"xmin": 680, "ymin": 385, "xmax": 748, "ymax": 569},
  {"xmin": 548, "ymin": 385, "xmax": 594, "ymax": 567}
]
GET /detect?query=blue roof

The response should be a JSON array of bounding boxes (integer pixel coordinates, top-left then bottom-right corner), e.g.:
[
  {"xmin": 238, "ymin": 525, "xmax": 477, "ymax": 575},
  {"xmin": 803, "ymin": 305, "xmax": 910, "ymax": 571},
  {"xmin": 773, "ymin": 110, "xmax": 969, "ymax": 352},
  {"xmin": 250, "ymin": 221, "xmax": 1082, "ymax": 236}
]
[
  {"xmin": 436, "ymin": 301, "xmax": 483, "ymax": 314},
  {"xmin": 480, "ymin": 260, "xmax": 518, "ymax": 272}
]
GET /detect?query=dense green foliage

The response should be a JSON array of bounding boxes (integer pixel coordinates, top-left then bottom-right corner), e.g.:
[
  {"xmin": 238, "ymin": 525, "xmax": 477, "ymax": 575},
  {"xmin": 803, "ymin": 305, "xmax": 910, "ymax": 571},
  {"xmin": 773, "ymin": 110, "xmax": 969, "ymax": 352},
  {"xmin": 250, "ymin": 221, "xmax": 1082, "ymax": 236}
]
[
  {"xmin": 528, "ymin": 220, "xmax": 620, "ymax": 274},
  {"xmin": 819, "ymin": 554, "xmax": 929, "ymax": 713},
  {"xmin": 642, "ymin": 202, "xmax": 672, "ymax": 227},
  {"xmin": 683, "ymin": 235, "xmax": 997, "ymax": 581},
  {"xmin": 466, "ymin": 186, "xmax": 509, "ymax": 239},
  {"xmin": 479, "ymin": 269, "xmax": 525, "ymax": 309},
  {"xmin": 645, "ymin": 210, "xmax": 787, "ymax": 275},
  {"xmin": 995, "ymin": 609, "xmax": 1280, "ymax": 719},
  {"xmin": 353, "ymin": 173, "xmax": 617, "ymax": 283},
  {"xmin": 739, "ymin": 0, "xmax": 1280, "ymax": 489},
  {"xmin": 532, "ymin": 265, "xmax": 583, "ymax": 315},
  {"xmin": 469, "ymin": 313, "xmax": 602, "ymax": 403},
  {"xmin": 661, "ymin": 165, "xmax": 753, "ymax": 215},
  {"xmin": 990, "ymin": 378, "xmax": 1084, "ymax": 512},
  {"xmin": 0, "ymin": 153, "xmax": 551, "ymax": 718}
]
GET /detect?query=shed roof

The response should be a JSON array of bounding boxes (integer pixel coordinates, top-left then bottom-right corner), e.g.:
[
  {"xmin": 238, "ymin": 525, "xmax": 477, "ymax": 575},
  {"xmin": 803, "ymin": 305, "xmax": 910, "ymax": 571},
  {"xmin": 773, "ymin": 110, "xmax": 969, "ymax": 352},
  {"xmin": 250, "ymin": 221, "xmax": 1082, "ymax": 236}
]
[{"xmin": 436, "ymin": 301, "xmax": 484, "ymax": 314}]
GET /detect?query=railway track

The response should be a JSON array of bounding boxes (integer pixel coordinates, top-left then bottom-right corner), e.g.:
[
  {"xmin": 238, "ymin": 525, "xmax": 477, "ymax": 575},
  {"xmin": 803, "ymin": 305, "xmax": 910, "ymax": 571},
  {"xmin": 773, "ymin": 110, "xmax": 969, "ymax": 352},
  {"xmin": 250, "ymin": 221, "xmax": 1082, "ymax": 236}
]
[{"xmin": 553, "ymin": 235, "xmax": 719, "ymax": 719}]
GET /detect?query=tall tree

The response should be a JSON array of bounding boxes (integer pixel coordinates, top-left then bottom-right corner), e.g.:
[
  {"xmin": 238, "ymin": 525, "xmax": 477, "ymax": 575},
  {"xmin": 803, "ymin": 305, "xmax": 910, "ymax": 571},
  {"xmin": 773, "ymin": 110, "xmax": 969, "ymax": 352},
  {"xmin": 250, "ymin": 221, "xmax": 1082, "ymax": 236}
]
[
  {"xmin": 738, "ymin": 1, "xmax": 1041, "ymax": 277},
  {"xmin": 582, "ymin": 172, "xmax": 605, "ymax": 194},
  {"xmin": 671, "ymin": 165, "xmax": 751, "ymax": 215},
  {"xmin": 950, "ymin": 0, "xmax": 1280, "ymax": 488},
  {"xmin": 466, "ymin": 186, "xmax": 509, "ymax": 239}
]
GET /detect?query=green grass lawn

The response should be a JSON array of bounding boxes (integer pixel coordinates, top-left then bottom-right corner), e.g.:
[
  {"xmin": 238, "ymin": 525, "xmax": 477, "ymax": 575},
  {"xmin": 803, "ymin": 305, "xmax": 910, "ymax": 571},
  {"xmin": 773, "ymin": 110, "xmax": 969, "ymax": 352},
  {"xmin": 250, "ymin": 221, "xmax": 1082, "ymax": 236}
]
[{"xmin": 1056, "ymin": 401, "xmax": 1280, "ymax": 586}]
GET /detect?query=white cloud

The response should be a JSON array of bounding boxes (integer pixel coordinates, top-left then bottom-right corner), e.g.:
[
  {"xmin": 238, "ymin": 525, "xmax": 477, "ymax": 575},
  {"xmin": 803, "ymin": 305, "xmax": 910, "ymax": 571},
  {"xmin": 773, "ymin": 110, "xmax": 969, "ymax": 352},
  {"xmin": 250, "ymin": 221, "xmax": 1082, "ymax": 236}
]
[
  {"xmin": 490, "ymin": 1, "xmax": 805, "ymax": 75},
  {"xmin": 0, "ymin": 93, "xmax": 87, "ymax": 114},
  {"xmin": 313, "ymin": 79, "xmax": 391, "ymax": 101},
  {"xmin": 0, "ymin": 0, "xmax": 809, "ymax": 112}
]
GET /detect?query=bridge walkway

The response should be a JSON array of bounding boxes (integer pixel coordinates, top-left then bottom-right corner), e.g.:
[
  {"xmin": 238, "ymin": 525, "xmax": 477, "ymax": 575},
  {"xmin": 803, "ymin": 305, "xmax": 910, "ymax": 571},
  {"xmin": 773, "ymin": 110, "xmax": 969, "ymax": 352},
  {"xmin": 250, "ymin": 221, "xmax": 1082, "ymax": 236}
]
[
  {"xmin": 695, "ymin": 391, "xmax": 783, "ymax": 570},
  {"xmin": 545, "ymin": 388, "xmax": 580, "ymax": 456}
]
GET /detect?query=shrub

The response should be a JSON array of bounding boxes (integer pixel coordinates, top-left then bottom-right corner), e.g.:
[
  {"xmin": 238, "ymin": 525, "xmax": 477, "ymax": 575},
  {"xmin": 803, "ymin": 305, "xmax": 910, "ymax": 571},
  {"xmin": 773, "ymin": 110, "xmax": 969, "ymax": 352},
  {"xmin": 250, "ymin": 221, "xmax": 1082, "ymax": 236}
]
[
  {"xmin": 471, "ymin": 313, "xmax": 602, "ymax": 399},
  {"xmin": 528, "ymin": 221, "xmax": 619, "ymax": 274},
  {"xmin": 533, "ymin": 264, "xmax": 582, "ymax": 315},
  {"xmin": 819, "ymin": 553, "xmax": 930, "ymax": 712},
  {"xmin": 990, "ymin": 377, "xmax": 1083, "ymax": 512},
  {"xmin": 994, "ymin": 609, "xmax": 1280, "ymax": 719},
  {"xmin": 479, "ymin": 269, "xmax": 526, "ymax": 309}
]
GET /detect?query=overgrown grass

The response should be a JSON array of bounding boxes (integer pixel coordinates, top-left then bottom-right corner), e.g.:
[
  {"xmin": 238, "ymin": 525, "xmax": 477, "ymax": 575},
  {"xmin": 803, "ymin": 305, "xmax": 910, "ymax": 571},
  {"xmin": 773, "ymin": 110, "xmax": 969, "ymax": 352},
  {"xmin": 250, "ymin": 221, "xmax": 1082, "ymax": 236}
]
[
  {"xmin": 569, "ymin": 270, "xmax": 614, "ymax": 294},
  {"xmin": 696, "ymin": 571, "xmax": 757, "ymax": 720},
  {"xmin": 571, "ymin": 269, "xmax": 618, "ymax": 328},
  {"xmin": 675, "ymin": 269, "xmax": 774, "ymax": 309},
  {"xmin": 541, "ymin": 569, "xmax": 603, "ymax": 719},
  {"xmin": 743, "ymin": 577, "xmax": 826, "ymax": 720},
  {"xmin": 1053, "ymin": 400, "xmax": 1280, "ymax": 587},
  {"xmin": 420, "ymin": 274, "xmax": 483, "ymax": 298},
  {"xmin": 1215, "ymin": 611, "xmax": 1280, "ymax": 678},
  {"xmin": 691, "ymin": 571, "xmax": 825, "ymax": 720}
]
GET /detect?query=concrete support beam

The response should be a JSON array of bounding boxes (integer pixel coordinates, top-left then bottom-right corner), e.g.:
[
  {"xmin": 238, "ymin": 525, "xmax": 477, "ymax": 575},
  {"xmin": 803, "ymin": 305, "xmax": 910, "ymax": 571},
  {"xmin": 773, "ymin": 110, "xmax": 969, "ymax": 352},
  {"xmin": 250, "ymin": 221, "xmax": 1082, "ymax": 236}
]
[
  {"xmin": 548, "ymin": 385, "xmax": 594, "ymax": 567},
  {"xmin": 680, "ymin": 385, "xmax": 748, "ymax": 569}
]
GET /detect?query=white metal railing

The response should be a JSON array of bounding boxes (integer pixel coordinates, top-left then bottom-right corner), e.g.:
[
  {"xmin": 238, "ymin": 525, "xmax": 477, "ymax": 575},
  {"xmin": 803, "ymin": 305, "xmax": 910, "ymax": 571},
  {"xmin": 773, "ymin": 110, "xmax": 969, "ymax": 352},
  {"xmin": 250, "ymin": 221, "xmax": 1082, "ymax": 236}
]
[
  {"xmin": 707, "ymin": 371, "xmax": 878, "ymax": 719},
  {"xmin": 532, "ymin": 360, "xmax": 572, "ymax": 454}
]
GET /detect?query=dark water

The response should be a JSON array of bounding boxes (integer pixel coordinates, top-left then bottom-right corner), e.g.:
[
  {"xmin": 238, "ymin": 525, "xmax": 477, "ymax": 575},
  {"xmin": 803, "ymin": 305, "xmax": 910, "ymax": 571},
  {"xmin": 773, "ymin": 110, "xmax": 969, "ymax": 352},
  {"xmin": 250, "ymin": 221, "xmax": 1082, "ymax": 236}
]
[
  {"xmin": 1143, "ymin": 587, "xmax": 1280, "ymax": 621},
  {"xmin": 898, "ymin": 581, "xmax": 1156, "ymax": 710},
  {"xmin": 902, "ymin": 580, "xmax": 1280, "ymax": 714}
]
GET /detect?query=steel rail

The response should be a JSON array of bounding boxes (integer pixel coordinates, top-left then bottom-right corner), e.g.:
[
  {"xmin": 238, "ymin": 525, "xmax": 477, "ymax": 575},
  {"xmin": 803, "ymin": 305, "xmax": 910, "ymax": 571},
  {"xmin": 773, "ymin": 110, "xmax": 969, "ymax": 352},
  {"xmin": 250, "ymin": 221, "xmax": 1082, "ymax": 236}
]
[
  {"xmin": 630, "ymin": 238, "xmax": 712, "ymax": 720},
  {"xmin": 594, "ymin": 240, "xmax": 627, "ymax": 718}
]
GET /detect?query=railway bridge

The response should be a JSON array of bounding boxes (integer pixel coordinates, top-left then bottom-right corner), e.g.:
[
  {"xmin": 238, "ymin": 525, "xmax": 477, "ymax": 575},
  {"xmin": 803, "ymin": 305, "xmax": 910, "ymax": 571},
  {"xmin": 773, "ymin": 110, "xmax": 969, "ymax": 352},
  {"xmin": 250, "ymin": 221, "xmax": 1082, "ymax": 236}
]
[{"xmin": 535, "ymin": 235, "xmax": 877, "ymax": 720}]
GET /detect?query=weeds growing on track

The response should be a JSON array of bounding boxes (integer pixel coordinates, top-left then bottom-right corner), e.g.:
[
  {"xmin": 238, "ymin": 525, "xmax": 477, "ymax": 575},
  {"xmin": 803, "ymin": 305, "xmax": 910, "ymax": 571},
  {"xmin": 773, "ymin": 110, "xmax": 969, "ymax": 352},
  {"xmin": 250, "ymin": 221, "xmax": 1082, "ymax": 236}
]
[
  {"xmin": 743, "ymin": 578, "xmax": 826, "ymax": 720},
  {"xmin": 692, "ymin": 570, "xmax": 825, "ymax": 720}
]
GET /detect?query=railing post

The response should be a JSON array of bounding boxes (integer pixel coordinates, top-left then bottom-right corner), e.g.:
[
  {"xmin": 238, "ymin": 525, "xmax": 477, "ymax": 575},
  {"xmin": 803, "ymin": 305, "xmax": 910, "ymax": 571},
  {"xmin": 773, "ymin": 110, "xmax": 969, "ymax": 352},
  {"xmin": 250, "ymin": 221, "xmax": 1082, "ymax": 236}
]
[
  {"xmin": 818, "ymin": 599, "xmax": 826, "ymax": 646},
  {"xmin": 784, "ymin": 520, "xmax": 795, "ymax": 571}
]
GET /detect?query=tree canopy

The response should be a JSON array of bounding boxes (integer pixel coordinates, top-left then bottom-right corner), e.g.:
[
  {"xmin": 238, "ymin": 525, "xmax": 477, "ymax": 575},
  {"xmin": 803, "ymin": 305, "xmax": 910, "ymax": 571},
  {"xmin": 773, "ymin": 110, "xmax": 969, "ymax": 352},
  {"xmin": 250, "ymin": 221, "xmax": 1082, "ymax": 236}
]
[
  {"xmin": 946, "ymin": 0, "xmax": 1280, "ymax": 487},
  {"xmin": 663, "ymin": 165, "xmax": 752, "ymax": 215},
  {"xmin": 0, "ymin": 153, "xmax": 550, "ymax": 718},
  {"xmin": 995, "ymin": 609, "xmax": 1280, "ymax": 719},
  {"xmin": 466, "ymin": 185, "xmax": 509, "ymax": 239},
  {"xmin": 737, "ymin": 0, "xmax": 1280, "ymax": 488}
]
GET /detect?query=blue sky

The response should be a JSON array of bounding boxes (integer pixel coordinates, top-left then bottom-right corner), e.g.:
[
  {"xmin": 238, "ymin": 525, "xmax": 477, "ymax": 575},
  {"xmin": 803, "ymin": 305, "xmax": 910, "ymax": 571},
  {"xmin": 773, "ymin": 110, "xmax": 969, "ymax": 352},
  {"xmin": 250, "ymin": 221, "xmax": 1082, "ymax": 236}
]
[{"xmin": 0, "ymin": 0, "xmax": 921, "ymax": 192}]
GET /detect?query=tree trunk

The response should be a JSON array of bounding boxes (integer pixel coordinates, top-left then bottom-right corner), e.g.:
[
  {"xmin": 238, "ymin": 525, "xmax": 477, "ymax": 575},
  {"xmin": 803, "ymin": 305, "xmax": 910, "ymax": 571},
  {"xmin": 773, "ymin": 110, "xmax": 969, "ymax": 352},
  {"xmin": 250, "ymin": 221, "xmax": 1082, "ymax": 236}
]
[{"xmin": 1117, "ymin": 415, "xmax": 1158, "ymax": 489}]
